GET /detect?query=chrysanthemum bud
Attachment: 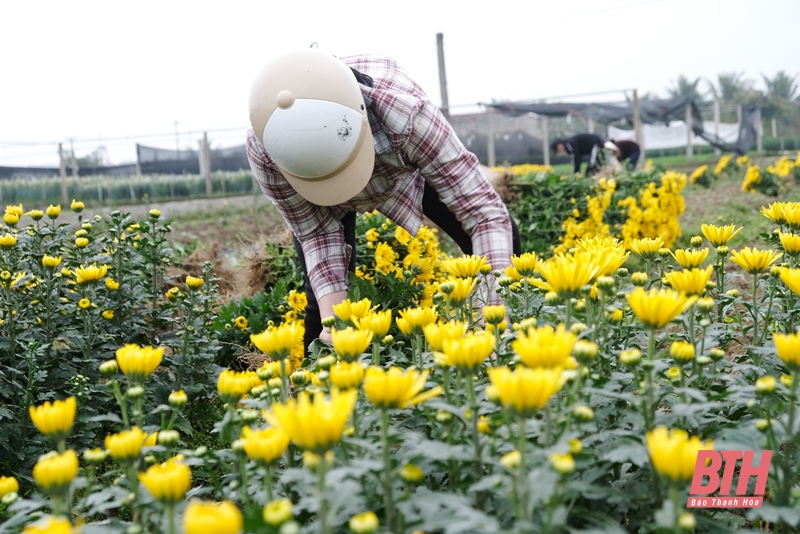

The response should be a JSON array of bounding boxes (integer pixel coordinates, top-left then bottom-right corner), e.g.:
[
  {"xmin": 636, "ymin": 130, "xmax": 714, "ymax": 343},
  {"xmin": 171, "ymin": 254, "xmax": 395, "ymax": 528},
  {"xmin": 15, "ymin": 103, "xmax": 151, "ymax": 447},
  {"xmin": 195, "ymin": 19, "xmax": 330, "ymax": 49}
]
[
  {"xmin": 569, "ymin": 321, "xmax": 587, "ymax": 335},
  {"xmin": 158, "ymin": 429, "xmax": 180, "ymax": 445},
  {"xmin": 709, "ymin": 348, "xmax": 726, "ymax": 362},
  {"xmin": 321, "ymin": 316, "xmax": 336, "ymax": 328},
  {"xmin": 498, "ymin": 276, "xmax": 514, "ymax": 288},
  {"xmin": 381, "ymin": 335, "xmax": 393, "ymax": 345},
  {"xmin": 716, "ymin": 245, "xmax": 729, "ymax": 256},
  {"xmin": 317, "ymin": 355, "xmax": 336, "ymax": 371},
  {"xmin": 267, "ymin": 377, "xmax": 282, "ymax": 389},
  {"xmin": 756, "ymin": 376, "xmax": 776, "ymax": 394},
  {"xmin": 596, "ymin": 276, "xmax": 615, "ymax": 291},
  {"xmin": 781, "ymin": 375, "xmax": 793, "ymax": 387},
  {"xmin": 755, "ymin": 419, "xmax": 771, "ymax": 432},
  {"xmin": 573, "ymin": 340, "xmax": 598, "ymax": 364},
  {"xmin": 231, "ymin": 439, "xmax": 245, "ymax": 454},
  {"xmin": 574, "ymin": 299, "xmax": 586, "ymax": 312},
  {"xmin": 746, "ymin": 399, "xmax": 758, "ymax": 409},
  {"xmin": 168, "ymin": 390, "xmax": 188, "ymax": 407},
  {"xmin": 616, "ymin": 267, "xmax": 629, "ymax": 277},
  {"xmin": 549, "ymin": 453, "xmax": 575, "ymax": 474},
  {"xmin": 678, "ymin": 512, "xmax": 696, "ymax": 531},
  {"xmin": 83, "ymin": 448, "xmax": 107, "ymax": 465},
  {"xmin": 631, "ymin": 272, "xmax": 648, "ymax": 286},
  {"xmin": 439, "ymin": 281, "xmax": 455, "ymax": 295},
  {"xmin": 725, "ymin": 288, "xmax": 739, "ymax": 298},
  {"xmin": 126, "ymin": 386, "xmax": 145, "ymax": 399},
  {"xmin": 435, "ymin": 409, "xmax": 453, "ymax": 424},
  {"xmin": 290, "ymin": 370, "xmax": 308, "ymax": 386},
  {"xmin": 568, "ymin": 438, "xmax": 583, "ymax": 455},
  {"xmin": 667, "ymin": 366, "xmax": 682, "ymax": 383},
  {"xmin": 697, "ymin": 297, "xmax": 715, "ymax": 314},
  {"xmin": 500, "ymin": 450, "xmax": 521, "ymax": 470},
  {"xmin": 690, "ymin": 236, "xmax": 703, "ymax": 248},
  {"xmin": 670, "ymin": 341, "xmax": 695, "ymax": 364},
  {"xmin": 619, "ymin": 348, "xmax": 642, "ymax": 366},
  {"xmin": 695, "ymin": 355, "xmax": 711, "ymax": 366},
  {"xmin": 573, "ymin": 405, "xmax": 594, "ymax": 421},
  {"xmin": 545, "ymin": 291, "xmax": 560, "ymax": 305},
  {"xmin": 400, "ymin": 463, "xmax": 424, "ymax": 484},
  {"xmin": 658, "ymin": 247, "xmax": 672, "ymax": 258},
  {"xmin": 99, "ymin": 359, "xmax": 118, "ymax": 376},
  {"xmin": 240, "ymin": 408, "xmax": 259, "ymax": 424},
  {"xmin": 1, "ymin": 492, "xmax": 18, "ymax": 505}
]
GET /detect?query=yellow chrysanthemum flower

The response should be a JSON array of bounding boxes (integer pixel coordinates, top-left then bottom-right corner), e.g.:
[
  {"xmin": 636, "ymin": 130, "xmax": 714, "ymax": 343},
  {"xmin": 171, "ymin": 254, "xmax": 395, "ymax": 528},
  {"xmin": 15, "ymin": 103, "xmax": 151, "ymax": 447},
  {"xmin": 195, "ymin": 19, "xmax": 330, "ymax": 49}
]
[
  {"xmin": 22, "ymin": 516, "xmax": 73, "ymax": 534},
  {"xmin": 485, "ymin": 366, "xmax": 564, "ymax": 417},
  {"xmin": 115, "ymin": 344, "xmax": 164, "ymax": 382},
  {"xmin": 139, "ymin": 458, "xmax": 192, "ymax": 504},
  {"xmin": 671, "ymin": 248, "xmax": 709, "ymax": 269},
  {"xmin": 669, "ymin": 341, "xmax": 696, "ymax": 363},
  {"xmin": 629, "ymin": 237, "xmax": 664, "ymax": 260},
  {"xmin": 626, "ymin": 287, "xmax": 697, "ymax": 329},
  {"xmin": 46, "ymin": 204, "xmax": 61, "ymax": 219},
  {"xmin": 349, "ymin": 511, "xmax": 379, "ymax": 534},
  {"xmin": 185, "ymin": 276, "xmax": 204, "ymax": 289},
  {"xmin": 531, "ymin": 252, "xmax": 599, "ymax": 298},
  {"xmin": 29, "ymin": 397, "xmax": 76, "ymax": 441},
  {"xmin": 264, "ymin": 498, "xmax": 294, "ymax": 526},
  {"xmin": 441, "ymin": 331, "xmax": 495, "ymax": 371},
  {"xmin": 512, "ymin": 324, "xmax": 577, "ymax": 368},
  {"xmin": 773, "ymin": 331, "xmax": 800, "ymax": 370},
  {"xmin": 105, "ymin": 278, "xmax": 120, "ymax": 290},
  {"xmin": 286, "ymin": 289, "xmax": 308, "ymax": 312},
  {"xmin": 503, "ymin": 264, "xmax": 524, "ymax": 281},
  {"xmin": 74, "ymin": 237, "xmax": 89, "ymax": 248},
  {"xmin": 333, "ymin": 298, "xmax": 373, "ymax": 323},
  {"xmin": 234, "ymin": 316, "xmax": 248, "ymax": 329},
  {"xmin": 353, "ymin": 309, "xmax": 392, "ymax": 338},
  {"xmin": 74, "ymin": 264, "xmax": 109, "ymax": 284},
  {"xmin": 761, "ymin": 202, "xmax": 787, "ymax": 225},
  {"xmin": 41, "ymin": 255, "xmax": 63, "ymax": 269},
  {"xmin": 510, "ymin": 252, "xmax": 539, "ymax": 277},
  {"xmin": 217, "ymin": 370, "xmax": 262, "ymax": 404},
  {"xmin": 5, "ymin": 204, "xmax": 23, "ymax": 217},
  {"xmin": 105, "ymin": 426, "xmax": 148, "ymax": 462},
  {"xmin": 730, "ymin": 247, "xmax": 783, "ymax": 274},
  {"xmin": 0, "ymin": 476, "xmax": 19, "ymax": 497},
  {"xmin": 664, "ymin": 265, "xmax": 713, "ymax": 296},
  {"xmin": 331, "ymin": 327, "xmax": 373, "ymax": 362},
  {"xmin": 445, "ymin": 277, "xmax": 477, "ymax": 305},
  {"xmin": 701, "ymin": 224, "xmax": 743, "ymax": 247},
  {"xmin": 363, "ymin": 367, "xmax": 443, "ymax": 410},
  {"xmin": 33, "ymin": 450, "xmax": 79, "ymax": 493},
  {"xmin": 241, "ymin": 426, "xmax": 290, "ymax": 465},
  {"xmin": 374, "ymin": 242, "xmax": 397, "ymax": 274},
  {"xmin": 262, "ymin": 389, "xmax": 357, "ymax": 453},
  {"xmin": 423, "ymin": 321, "xmax": 467, "ymax": 352},
  {"xmin": 482, "ymin": 305, "xmax": 507, "ymax": 324},
  {"xmin": 396, "ymin": 306, "xmax": 437, "ymax": 335},
  {"xmin": 70, "ymin": 199, "xmax": 85, "ymax": 212},
  {"xmin": 250, "ymin": 322, "xmax": 304, "ymax": 360},
  {"xmin": 646, "ymin": 426, "xmax": 713, "ymax": 482},
  {"xmin": 778, "ymin": 267, "xmax": 800, "ymax": 297},
  {"xmin": 0, "ymin": 233, "xmax": 17, "ymax": 249},
  {"xmin": 329, "ymin": 361, "xmax": 366, "ymax": 390},
  {"xmin": 183, "ymin": 500, "xmax": 243, "ymax": 534},
  {"xmin": 778, "ymin": 232, "xmax": 800, "ymax": 255},
  {"xmin": 440, "ymin": 255, "xmax": 488, "ymax": 278}
]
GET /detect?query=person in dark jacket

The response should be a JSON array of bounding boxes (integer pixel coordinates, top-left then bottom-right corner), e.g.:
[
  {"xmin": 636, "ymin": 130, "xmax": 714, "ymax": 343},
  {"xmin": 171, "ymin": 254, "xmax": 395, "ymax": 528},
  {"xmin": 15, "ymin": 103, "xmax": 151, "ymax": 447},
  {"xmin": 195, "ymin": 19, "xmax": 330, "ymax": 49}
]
[
  {"xmin": 606, "ymin": 139, "xmax": 641, "ymax": 170},
  {"xmin": 551, "ymin": 133, "xmax": 605, "ymax": 175}
]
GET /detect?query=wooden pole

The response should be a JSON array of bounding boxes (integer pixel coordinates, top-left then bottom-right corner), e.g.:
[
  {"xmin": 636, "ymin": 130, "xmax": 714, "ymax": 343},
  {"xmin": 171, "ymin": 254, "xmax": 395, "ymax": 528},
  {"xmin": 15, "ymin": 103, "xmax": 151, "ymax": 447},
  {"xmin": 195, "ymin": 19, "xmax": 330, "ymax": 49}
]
[
  {"xmin": 203, "ymin": 132, "xmax": 212, "ymax": 196},
  {"xmin": 135, "ymin": 143, "xmax": 142, "ymax": 176},
  {"xmin": 685, "ymin": 104, "xmax": 693, "ymax": 161},
  {"xmin": 756, "ymin": 107, "xmax": 763, "ymax": 153},
  {"xmin": 633, "ymin": 89, "xmax": 644, "ymax": 163},
  {"xmin": 436, "ymin": 33, "xmax": 450, "ymax": 121},
  {"xmin": 713, "ymin": 100, "xmax": 721, "ymax": 157},
  {"xmin": 486, "ymin": 112, "xmax": 496, "ymax": 168},
  {"xmin": 69, "ymin": 138, "xmax": 78, "ymax": 177},
  {"xmin": 771, "ymin": 117, "xmax": 777, "ymax": 138},
  {"xmin": 541, "ymin": 116, "xmax": 550, "ymax": 166},
  {"xmin": 587, "ymin": 117, "xmax": 594, "ymax": 134},
  {"xmin": 58, "ymin": 143, "xmax": 68, "ymax": 203}
]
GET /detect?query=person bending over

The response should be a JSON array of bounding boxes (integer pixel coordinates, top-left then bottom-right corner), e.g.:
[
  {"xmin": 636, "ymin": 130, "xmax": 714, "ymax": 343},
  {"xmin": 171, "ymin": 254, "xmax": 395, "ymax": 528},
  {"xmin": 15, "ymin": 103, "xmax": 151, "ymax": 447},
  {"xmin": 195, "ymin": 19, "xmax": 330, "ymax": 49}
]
[{"xmin": 247, "ymin": 49, "xmax": 522, "ymax": 351}]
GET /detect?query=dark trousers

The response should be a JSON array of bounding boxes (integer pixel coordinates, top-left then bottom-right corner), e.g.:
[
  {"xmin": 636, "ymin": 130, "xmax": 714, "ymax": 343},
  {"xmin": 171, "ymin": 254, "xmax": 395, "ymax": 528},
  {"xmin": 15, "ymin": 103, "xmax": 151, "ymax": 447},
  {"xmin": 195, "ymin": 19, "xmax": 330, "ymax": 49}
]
[
  {"xmin": 626, "ymin": 149, "xmax": 641, "ymax": 170},
  {"xmin": 293, "ymin": 182, "xmax": 522, "ymax": 350}
]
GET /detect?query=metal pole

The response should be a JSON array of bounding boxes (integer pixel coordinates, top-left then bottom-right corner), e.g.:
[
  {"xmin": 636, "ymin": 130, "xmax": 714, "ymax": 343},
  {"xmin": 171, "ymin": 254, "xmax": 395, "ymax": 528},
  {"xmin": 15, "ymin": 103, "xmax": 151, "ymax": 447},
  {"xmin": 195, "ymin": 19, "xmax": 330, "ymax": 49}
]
[
  {"xmin": 541, "ymin": 116, "xmax": 550, "ymax": 166},
  {"xmin": 436, "ymin": 33, "xmax": 450, "ymax": 121},
  {"xmin": 771, "ymin": 117, "xmax": 777, "ymax": 138},
  {"xmin": 713, "ymin": 100, "xmax": 721, "ymax": 157},
  {"xmin": 633, "ymin": 89, "xmax": 644, "ymax": 163},
  {"xmin": 135, "ymin": 143, "xmax": 142, "ymax": 176},
  {"xmin": 587, "ymin": 117, "xmax": 594, "ymax": 134},
  {"xmin": 203, "ymin": 132, "xmax": 212, "ymax": 196},
  {"xmin": 685, "ymin": 104, "xmax": 693, "ymax": 161}
]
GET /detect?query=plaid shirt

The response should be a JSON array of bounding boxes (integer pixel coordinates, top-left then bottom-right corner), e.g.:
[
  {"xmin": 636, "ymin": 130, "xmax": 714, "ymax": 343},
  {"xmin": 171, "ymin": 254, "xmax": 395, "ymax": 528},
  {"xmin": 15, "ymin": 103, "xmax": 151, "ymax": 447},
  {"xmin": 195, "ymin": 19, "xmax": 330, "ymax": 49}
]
[{"xmin": 247, "ymin": 54, "xmax": 513, "ymax": 301}]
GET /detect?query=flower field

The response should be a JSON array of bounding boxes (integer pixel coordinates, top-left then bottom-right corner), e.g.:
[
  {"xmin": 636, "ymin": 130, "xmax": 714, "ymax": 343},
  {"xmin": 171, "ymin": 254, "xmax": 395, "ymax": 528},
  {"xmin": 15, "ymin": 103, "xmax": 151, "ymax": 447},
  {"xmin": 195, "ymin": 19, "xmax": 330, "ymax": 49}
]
[{"xmin": 1, "ymin": 159, "xmax": 800, "ymax": 534}]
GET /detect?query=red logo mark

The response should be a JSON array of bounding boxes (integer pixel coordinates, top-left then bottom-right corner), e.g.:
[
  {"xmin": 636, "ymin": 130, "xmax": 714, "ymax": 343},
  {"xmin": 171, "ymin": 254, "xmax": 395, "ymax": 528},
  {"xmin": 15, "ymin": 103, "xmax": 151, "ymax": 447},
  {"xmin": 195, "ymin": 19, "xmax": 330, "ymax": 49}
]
[{"xmin": 686, "ymin": 450, "xmax": 772, "ymax": 509}]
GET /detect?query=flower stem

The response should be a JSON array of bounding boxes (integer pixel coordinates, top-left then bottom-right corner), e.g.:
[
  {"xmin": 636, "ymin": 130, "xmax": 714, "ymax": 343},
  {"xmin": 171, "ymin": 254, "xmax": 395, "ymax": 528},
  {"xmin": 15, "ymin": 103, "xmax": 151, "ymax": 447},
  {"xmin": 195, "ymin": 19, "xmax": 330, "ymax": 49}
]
[
  {"xmin": 464, "ymin": 372, "xmax": 485, "ymax": 509},
  {"xmin": 372, "ymin": 339, "xmax": 381, "ymax": 367},
  {"xmin": 381, "ymin": 409, "xmax": 396, "ymax": 533},
  {"xmin": 166, "ymin": 503, "xmax": 176, "ymax": 534},
  {"xmin": 517, "ymin": 415, "xmax": 528, "ymax": 522},
  {"xmin": 645, "ymin": 327, "xmax": 656, "ymax": 431},
  {"xmin": 317, "ymin": 455, "xmax": 330, "ymax": 534},
  {"xmin": 279, "ymin": 359, "xmax": 288, "ymax": 403},
  {"xmin": 265, "ymin": 464, "xmax": 274, "ymax": 503}
]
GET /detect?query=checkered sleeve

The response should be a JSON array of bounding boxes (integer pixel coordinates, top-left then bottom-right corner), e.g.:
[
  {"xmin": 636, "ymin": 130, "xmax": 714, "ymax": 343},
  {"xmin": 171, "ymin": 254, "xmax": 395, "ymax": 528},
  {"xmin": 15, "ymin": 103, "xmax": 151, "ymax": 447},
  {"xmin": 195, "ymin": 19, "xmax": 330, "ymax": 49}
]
[
  {"xmin": 246, "ymin": 130, "xmax": 350, "ymax": 300},
  {"xmin": 404, "ymin": 102, "xmax": 514, "ymax": 281}
]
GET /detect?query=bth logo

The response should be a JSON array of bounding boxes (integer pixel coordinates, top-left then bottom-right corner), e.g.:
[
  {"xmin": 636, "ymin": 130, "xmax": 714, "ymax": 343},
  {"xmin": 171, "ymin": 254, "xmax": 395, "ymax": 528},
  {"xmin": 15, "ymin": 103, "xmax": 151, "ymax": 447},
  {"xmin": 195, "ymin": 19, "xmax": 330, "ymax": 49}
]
[{"xmin": 687, "ymin": 450, "xmax": 772, "ymax": 509}]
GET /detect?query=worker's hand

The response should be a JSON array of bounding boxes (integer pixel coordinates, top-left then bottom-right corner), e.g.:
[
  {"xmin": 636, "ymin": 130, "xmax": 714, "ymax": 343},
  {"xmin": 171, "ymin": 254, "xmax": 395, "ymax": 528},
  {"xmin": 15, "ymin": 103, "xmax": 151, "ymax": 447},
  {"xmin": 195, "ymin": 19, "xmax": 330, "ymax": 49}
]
[{"xmin": 319, "ymin": 326, "xmax": 333, "ymax": 344}]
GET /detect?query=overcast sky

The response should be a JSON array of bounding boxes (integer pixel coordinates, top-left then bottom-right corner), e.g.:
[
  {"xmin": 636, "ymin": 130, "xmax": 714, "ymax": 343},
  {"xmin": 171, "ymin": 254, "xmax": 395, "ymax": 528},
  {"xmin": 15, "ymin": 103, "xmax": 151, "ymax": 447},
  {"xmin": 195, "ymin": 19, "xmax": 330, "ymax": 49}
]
[{"xmin": 1, "ymin": 0, "xmax": 798, "ymax": 166}]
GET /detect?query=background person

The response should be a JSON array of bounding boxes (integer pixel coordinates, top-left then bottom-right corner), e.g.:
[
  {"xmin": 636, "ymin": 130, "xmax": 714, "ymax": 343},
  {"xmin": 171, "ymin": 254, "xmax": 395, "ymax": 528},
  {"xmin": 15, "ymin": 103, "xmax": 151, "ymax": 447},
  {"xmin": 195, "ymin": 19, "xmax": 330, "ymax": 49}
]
[
  {"xmin": 550, "ymin": 133, "xmax": 605, "ymax": 175},
  {"xmin": 605, "ymin": 139, "xmax": 641, "ymax": 170},
  {"xmin": 247, "ymin": 49, "xmax": 522, "ymax": 351}
]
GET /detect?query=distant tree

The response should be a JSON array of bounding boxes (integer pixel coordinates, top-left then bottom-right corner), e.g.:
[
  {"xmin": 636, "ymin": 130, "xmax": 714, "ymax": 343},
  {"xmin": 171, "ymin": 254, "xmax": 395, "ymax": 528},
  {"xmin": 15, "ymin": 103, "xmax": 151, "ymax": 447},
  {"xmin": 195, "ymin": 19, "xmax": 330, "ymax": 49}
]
[
  {"xmin": 707, "ymin": 72, "xmax": 754, "ymax": 104},
  {"xmin": 64, "ymin": 147, "xmax": 108, "ymax": 171},
  {"xmin": 762, "ymin": 71, "xmax": 799, "ymax": 102},
  {"xmin": 667, "ymin": 75, "xmax": 705, "ymax": 102}
]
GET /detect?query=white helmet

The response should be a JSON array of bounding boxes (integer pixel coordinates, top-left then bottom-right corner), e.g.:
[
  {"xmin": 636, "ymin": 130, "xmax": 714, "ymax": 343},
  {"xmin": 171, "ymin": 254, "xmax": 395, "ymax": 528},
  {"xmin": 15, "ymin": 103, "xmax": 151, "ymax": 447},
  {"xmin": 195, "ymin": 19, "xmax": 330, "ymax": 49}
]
[{"xmin": 249, "ymin": 49, "xmax": 375, "ymax": 206}]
